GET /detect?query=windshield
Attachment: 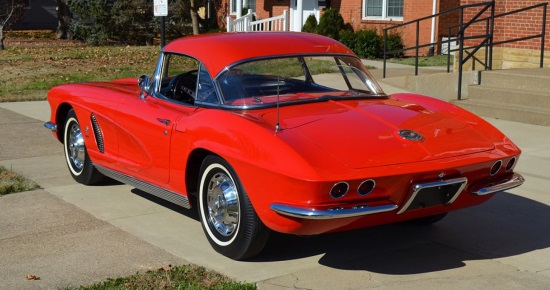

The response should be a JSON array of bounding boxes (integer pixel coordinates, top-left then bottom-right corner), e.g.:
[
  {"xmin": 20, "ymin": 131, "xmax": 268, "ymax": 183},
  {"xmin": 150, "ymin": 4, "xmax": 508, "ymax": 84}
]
[{"xmin": 217, "ymin": 55, "xmax": 386, "ymax": 108}]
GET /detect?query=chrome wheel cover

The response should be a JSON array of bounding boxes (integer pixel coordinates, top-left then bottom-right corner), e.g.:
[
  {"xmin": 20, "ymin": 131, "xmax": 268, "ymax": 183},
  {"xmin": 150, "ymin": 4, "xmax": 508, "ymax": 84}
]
[
  {"xmin": 206, "ymin": 172, "xmax": 240, "ymax": 237},
  {"xmin": 68, "ymin": 122, "xmax": 85, "ymax": 171}
]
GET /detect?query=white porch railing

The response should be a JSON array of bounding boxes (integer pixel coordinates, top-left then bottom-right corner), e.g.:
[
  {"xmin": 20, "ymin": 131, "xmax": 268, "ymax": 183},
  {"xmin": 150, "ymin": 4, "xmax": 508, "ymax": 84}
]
[
  {"xmin": 227, "ymin": 10, "xmax": 288, "ymax": 32},
  {"xmin": 227, "ymin": 10, "xmax": 254, "ymax": 32}
]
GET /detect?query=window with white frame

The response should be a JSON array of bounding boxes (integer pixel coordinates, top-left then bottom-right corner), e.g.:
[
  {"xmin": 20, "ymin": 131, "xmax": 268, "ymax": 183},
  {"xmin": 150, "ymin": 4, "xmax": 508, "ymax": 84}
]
[
  {"xmin": 363, "ymin": 0, "xmax": 403, "ymax": 20},
  {"xmin": 230, "ymin": 0, "xmax": 256, "ymax": 15}
]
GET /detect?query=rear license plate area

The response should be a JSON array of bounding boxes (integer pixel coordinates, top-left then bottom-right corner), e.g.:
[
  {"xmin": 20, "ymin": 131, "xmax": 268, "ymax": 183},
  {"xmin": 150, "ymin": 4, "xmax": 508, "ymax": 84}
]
[{"xmin": 398, "ymin": 178, "xmax": 468, "ymax": 214}]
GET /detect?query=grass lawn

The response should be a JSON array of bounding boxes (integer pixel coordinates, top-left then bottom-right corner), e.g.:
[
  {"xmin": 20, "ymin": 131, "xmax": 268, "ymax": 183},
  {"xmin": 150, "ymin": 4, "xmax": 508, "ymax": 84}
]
[
  {"xmin": 386, "ymin": 55, "xmax": 453, "ymax": 67},
  {"xmin": 66, "ymin": 264, "xmax": 256, "ymax": 290},
  {"xmin": 0, "ymin": 165, "xmax": 40, "ymax": 195},
  {"xmin": 1, "ymin": 45, "xmax": 159, "ymax": 102}
]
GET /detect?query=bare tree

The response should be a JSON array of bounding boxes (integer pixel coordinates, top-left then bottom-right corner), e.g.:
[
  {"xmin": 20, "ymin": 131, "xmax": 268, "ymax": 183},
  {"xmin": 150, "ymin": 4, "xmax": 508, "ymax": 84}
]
[
  {"xmin": 189, "ymin": 0, "xmax": 200, "ymax": 35},
  {"xmin": 56, "ymin": 0, "xmax": 72, "ymax": 39},
  {"xmin": 0, "ymin": 0, "xmax": 25, "ymax": 50}
]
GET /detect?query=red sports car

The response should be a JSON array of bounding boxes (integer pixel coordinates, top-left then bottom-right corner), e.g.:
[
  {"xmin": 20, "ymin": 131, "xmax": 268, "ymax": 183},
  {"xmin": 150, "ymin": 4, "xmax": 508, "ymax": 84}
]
[{"xmin": 45, "ymin": 32, "xmax": 524, "ymax": 260}]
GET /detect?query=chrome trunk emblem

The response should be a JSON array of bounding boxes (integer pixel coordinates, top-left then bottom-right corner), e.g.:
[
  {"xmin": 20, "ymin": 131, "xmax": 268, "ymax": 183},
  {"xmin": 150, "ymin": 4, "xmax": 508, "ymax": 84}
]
[{"xmin": 398, "ymin": 129, "xmax": 424, "ymax": 142}]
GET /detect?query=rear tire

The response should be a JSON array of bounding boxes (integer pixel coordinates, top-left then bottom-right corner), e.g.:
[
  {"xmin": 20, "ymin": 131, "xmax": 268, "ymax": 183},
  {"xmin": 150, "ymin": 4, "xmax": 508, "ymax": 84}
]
[
  {"xmin": 198, "ymin": 155, "xmax": 269, "ymax": 260},
  {"xmin": 63, "ymin": 109, "xmax": 104, "ymax": 185}
]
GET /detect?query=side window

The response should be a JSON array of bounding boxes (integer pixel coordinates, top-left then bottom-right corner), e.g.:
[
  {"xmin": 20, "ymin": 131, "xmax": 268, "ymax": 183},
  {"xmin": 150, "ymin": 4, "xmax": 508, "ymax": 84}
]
[
  {"xmin": 196, "ymin": 63, "xmax": 219, "ymax": 104},
  {"xmin": 159, "ymin": 54, "xmax": 199, "ymax": 103}
]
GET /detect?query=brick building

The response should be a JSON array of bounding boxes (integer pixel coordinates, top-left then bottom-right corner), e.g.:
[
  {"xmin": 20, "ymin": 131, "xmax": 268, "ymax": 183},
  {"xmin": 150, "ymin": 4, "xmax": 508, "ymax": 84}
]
[
  {"xmin": 221, "ymin": 0, "xmax": 549, "ymax": 64},
  {"xmin": 221, "ymin": 0, "xmax": 460, "ymax": 55}
]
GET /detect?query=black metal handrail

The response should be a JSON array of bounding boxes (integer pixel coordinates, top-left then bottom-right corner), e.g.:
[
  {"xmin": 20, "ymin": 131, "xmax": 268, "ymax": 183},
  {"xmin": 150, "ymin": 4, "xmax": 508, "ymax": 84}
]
[
  {"xmin": 383, "ymin": 1, "xmax": 548, "ymax": 100},
  {"xmin": 382, "ymin": 1, "xmax": 494, "ymax": 78},
  {"xmin": 447, "ymin": 2, "xmax": 548, "ymax": 69}
]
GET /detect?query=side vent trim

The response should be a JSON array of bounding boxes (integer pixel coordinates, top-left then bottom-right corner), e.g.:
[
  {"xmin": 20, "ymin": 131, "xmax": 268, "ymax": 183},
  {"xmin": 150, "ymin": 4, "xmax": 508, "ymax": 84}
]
[{"xmin": 90, "ymin": 113, "xmax": 105, "ymax": 153}]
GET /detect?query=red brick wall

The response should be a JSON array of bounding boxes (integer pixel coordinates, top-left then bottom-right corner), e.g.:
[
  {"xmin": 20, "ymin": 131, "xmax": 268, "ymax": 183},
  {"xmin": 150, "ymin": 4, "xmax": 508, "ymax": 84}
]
[
  {"xmin": 331, "ymin": 0, "xmax": 364, "ymax": 28},
  {"xmin": 438, "ymin": 0, "xmax": 461, "ymax": 38},
  {"xmin": 403, "ymin": 0, "xmax": 435, "ymax": 55},
  {"xmin": 258, "ymin": 0, "xmax": 290, "ymax": 19},
  {"xmin": 460, "ymin": 0, "xmax": 549, "ymax": 51},
  {"xmin": 331, "ymin": 0, "xmax": 437, "ymax": 55},
  {"xmin": 460, "ymin": 0, "xmax": 504, "ymax": 47},
  {"xmin": 215, "ymin": 0, "xmax": 230, "ymax": 30}
]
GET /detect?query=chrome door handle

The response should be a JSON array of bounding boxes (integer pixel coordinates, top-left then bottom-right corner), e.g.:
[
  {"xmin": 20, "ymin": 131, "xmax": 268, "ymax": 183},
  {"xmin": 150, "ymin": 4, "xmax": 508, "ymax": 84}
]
[{"xmin": 156, "ymin": 118, "xmax": 170, "ymax": 125}]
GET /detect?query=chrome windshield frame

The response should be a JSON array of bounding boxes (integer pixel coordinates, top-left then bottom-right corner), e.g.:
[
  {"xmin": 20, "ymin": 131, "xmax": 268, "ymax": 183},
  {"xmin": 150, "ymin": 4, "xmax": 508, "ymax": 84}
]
[{"xmin": 214, "ymin": 54, "xmax": 386, "ymax": 109}]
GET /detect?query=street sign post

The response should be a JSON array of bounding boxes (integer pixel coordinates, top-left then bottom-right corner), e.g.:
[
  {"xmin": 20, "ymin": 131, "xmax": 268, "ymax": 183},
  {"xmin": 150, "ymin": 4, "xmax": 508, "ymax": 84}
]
[{"xmin": 153, "ymin": 0, "xmax": 168, "ymax": 48}]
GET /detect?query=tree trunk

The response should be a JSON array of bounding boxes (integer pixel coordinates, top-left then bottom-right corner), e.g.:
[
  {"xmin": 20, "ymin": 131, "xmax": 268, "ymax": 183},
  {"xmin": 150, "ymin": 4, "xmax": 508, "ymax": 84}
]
[
  {"xmin": 189, "ymin": 0, "xmax": 200, "ymax": 35},
  {"xmin": 0, "ymin": 27, "xmax": 4, "ymax": 50},
  {"xmin": 56, "ymin": 0, "xmax": 73, "ymax": 39}
]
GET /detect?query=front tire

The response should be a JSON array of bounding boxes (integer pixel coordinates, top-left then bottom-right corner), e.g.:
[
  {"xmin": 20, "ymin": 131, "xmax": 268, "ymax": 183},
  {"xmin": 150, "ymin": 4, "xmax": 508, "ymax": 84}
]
[
  {"xmin": 63, "ymin": 109, "xmax": 104, "ymax": 185},
  {"xmin": 198, "ymin": 155, "xmax": 269, "ymax": 260}
]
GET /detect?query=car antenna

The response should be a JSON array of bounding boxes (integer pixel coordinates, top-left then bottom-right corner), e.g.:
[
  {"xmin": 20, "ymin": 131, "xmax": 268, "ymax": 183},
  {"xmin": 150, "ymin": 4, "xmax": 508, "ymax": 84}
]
[{"xmin": 275, "ymin": 77, "xmax": 281, "ymax": 133}]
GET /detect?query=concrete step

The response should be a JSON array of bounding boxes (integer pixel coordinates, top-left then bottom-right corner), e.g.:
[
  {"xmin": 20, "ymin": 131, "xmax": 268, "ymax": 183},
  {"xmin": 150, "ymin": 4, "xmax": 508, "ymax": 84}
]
[
  {"xmin": 468, "ymin": 85, "xmax": 550, "ymax": 108},
  {"xmin": 479, "ymin": 68, "xmax": 550, "ymax": 93},
  {"xmin": 452, "ymin": 99, "xmax": 550, "ymax": 126}
]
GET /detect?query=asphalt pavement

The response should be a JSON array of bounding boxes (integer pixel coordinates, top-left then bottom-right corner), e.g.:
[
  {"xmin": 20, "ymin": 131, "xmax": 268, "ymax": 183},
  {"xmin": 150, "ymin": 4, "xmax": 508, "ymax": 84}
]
[{"xmin": 1, "ymin": 81, "xmax": 550, "ymax": 289}]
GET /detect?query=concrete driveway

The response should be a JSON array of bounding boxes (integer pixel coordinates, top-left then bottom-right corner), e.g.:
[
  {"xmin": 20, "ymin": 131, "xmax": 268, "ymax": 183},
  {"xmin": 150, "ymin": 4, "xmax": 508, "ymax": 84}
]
[{"xmin": 1, "ymin": 100, "xmax": 549, "ymax": 289}]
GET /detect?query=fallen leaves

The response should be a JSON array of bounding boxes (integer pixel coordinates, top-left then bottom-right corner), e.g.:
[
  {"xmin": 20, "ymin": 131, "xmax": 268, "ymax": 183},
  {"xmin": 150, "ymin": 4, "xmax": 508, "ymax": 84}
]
[
  {"xmin": 158, "ymin": 264, "xmax": 173, "ymax": 271},
  {"xmin": 25, "ymin": 274, "xmax": 40, "ymax": 280}
]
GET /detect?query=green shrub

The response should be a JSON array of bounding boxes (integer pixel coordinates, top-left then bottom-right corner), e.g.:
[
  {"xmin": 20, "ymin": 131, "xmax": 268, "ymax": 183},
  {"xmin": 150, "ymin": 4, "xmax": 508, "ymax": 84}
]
[
  {"xmin": 385, "ymin": 31, "xmax": 404, "ymax": 58},
  {"xmin": 335, "ymin": 27, "xmax": 404, "ymax": 59},
  {"xmin": 339, "ymin": 30, "xmax": 357, "ymax": 51},
  {"xmin": 316, "ymin": 8, "xmax": 345, "ymax": 40},
  {"xmin": 67, "ymin": 0, "xmax": 113, "ymax": 45},
  {"xmin": 355, "ymin": 29, "xmax": 381, "ymax": 59},
  {"xmin": 301, "ymin": 14, "xmax": 318, "ymax": 33},
  {"xmin": 339, "ymin": 29, "xmax": 386, "ymax": 59}
]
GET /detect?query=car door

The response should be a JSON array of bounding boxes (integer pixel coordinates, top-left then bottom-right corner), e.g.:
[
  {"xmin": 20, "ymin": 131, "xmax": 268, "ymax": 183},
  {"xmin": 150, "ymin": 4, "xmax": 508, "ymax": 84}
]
[
  {"xmin": 114, "ymin": 53, "xmax": 200, "ymax": 184},
  {"xmin": 115, "ymin": 97, "xmax": 192, "ymax": 184}
]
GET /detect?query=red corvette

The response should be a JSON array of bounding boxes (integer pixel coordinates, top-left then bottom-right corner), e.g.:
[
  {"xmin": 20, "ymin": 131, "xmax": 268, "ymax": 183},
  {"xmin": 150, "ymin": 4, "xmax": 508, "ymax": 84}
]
[{"xmin": 45, "ymin": 32, "xmax": 524, "ymax": 260}]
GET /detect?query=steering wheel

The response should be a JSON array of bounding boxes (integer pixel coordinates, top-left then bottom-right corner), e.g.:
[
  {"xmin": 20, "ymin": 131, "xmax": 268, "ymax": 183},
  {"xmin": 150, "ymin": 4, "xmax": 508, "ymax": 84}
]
[{"xmin": 169, "ymin": 70, "xmax": 198, "ymax": 102}]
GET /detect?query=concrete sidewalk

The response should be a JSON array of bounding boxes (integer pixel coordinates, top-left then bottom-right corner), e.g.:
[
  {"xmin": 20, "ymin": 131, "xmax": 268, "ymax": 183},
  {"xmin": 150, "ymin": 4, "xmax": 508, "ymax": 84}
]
[
  {"xmin": 0, "ymin": 105, "xmax": 184, "ymax": 289},
  {"xmin": 1, "ymin": 99, "xmax": 550, "ymax": 289}
]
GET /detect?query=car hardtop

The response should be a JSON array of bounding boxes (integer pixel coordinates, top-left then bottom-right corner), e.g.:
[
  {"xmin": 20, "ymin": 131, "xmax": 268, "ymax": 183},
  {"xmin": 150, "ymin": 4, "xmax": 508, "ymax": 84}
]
[{"xmin": 162, "ymin": 32, "xmax": 355, "ymax": 77}]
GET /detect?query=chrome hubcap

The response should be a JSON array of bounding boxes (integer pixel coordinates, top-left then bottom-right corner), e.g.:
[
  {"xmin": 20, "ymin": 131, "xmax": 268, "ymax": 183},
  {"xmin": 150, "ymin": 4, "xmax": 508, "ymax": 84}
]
[
  {"xmin": 206, "ymin": 172, "xmax": 240, "ymax": 236},
  {"xmin": 68, "ymin": 123, "xmax": 85, "ymax": 171}
]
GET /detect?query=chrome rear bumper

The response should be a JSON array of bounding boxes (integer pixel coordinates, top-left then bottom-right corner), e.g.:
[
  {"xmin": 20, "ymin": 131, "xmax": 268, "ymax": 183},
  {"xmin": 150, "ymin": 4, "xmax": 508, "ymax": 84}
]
[
  {"xmin": 270, "ymin": 203, "xmax": 398, "ymax": 220},
  {"xmin": 472, "ymin": 172, "xmax": 525, "ymax": 196},
  {"xmin": 271, "ymin": 173, "xmax": 525, "ymax": 220}
]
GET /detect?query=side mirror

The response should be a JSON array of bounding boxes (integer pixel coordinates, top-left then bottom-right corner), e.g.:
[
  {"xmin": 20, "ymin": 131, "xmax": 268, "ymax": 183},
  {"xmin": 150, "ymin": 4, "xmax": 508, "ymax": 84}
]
[{"xmin": 138, "ymin": 75, "xmax": 150, "ymax": 99}]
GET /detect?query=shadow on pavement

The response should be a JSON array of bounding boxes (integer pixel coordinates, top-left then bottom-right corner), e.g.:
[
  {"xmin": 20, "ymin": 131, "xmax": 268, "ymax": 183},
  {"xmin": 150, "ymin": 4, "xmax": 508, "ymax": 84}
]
[
  {"xmin": 126, "ymin": 184, "xmax": 549, "ymax": 274},
  {"xmin": 253, "ymin": 192, "xmax": 550, "ymax": 274},
  {"xmin": 131, "ymin": 188, "xmax": 200, "ymax": 220}
]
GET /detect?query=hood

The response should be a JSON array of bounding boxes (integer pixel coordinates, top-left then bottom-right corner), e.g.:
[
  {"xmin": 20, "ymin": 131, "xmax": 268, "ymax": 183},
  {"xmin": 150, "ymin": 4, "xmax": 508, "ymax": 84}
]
[{"xmin": 256, "ymin": 97, "xmax": 495, "ymax": 169}]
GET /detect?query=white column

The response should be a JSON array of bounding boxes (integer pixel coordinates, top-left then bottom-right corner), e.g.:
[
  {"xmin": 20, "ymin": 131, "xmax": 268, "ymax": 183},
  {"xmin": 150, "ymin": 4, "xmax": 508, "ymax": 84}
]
[
  {"xmin": 297, "ymin": 0, "xmax": 303, "ymax": 31},
  {"xmin": 283, "ymin": 10, "xmax": 288, "ymax": 31},
  {"xmin": 237, "ymin": 0, "xmax": 243, "ymax": 18},
  {"xmin": 227, "ymin": 16, "xmax": 233, "ymax": 32},
  {"xmin": 430, "ymin": 0, "xmax": 437, "ymax": 44}
]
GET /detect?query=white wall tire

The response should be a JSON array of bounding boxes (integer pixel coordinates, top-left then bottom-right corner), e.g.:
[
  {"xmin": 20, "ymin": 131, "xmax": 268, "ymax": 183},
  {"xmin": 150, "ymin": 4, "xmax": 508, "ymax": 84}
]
[
  {"xmin": 198, "ymin": 155, "xmax": 269, "ymax": 260},
  {"xmin": 63, "ymin": 109, "xmax": 104, "ymax": 185}
]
